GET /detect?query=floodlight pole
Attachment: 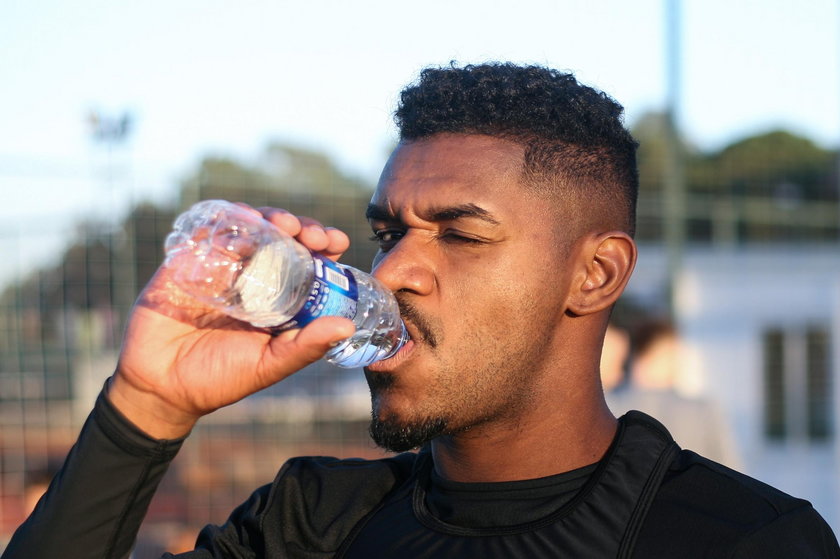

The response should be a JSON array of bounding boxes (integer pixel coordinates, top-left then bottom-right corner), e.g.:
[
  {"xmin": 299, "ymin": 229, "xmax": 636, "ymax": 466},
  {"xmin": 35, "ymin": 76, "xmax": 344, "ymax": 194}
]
[
  {"xmin": 663, "ymin": 0, "xmax": 686, "ymax": 324},
  {"xmin": 88, "ymin": 110, "xmax": 136, "ymax": 330}
]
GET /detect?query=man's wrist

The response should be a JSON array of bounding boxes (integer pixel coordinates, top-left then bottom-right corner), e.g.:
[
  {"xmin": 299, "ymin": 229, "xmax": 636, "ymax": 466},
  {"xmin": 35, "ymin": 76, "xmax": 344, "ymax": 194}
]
[{"xmin": 106, "ymin": 374, "xmax": 198, "ymax": 440}]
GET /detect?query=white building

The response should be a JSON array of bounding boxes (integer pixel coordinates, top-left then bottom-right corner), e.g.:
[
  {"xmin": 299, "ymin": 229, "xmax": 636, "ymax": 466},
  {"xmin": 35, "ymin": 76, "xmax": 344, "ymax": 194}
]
[{"xmin": 626, "ymin": 244, "xmax": 840, "ymax": 533}]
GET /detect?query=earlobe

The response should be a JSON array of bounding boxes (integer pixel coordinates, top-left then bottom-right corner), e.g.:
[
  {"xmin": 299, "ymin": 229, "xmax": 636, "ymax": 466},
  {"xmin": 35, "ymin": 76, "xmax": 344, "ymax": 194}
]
[{"xmin": 567, "ymin": 232, "xmax": 637, "ymax": 316}]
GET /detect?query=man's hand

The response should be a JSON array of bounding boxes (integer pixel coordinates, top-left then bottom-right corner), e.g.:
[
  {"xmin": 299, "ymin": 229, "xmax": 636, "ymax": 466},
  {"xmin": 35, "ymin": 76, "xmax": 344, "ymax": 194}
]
[{"xmin": 108, "ymin": 206, "xmax": 355, "ymax": 439}]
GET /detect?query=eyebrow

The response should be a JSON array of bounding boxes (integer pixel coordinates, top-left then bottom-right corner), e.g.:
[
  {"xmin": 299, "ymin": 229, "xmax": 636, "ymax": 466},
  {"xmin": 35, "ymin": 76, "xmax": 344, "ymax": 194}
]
[{"xmin": 366, "ymin": 202, "xmax": 500, "ymax": 225}]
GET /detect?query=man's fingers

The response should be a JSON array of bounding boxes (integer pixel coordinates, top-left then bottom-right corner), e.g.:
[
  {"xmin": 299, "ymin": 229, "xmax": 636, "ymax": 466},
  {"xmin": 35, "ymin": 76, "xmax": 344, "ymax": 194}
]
[
  {"xmin": 323, "ymin": 227, "xmax": 351, "ymax": 260},
  {"xmin": 295, "ymin": 217, "xmax": 332, "ymax": 252},
  {"xmin": 258, "ymin": 207, "xmax": 303, "ymax": 237},
  {"xmin": 264, "ymin": 317, "xmax": 355, "ymax": 376},
  {"xmin": 258, "ymin": 208, "xmax": 349, "ymax": 258}
]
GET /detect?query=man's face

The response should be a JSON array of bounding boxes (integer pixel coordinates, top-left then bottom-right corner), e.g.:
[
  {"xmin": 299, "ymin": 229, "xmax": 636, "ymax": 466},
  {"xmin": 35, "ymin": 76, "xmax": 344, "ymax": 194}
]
[{"xmin": 364, "ymin": 134, "xmax": 578, "ymax": 452}]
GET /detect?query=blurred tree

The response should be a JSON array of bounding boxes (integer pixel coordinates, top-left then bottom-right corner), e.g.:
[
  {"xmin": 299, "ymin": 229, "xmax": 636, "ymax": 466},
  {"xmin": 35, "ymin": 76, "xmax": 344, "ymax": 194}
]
[
  {"xmin": 128, "ymin": 202, "xmax": 177, "ymax": 295},
  {"xmin": 696, "ymin": 131, "xmax": 837, "ymax": 242},
  {"xmin": 634, "ymin": 111, "xmax": 686, "ymax": 195},
  {"xmin": 704, "ymin": 130, "xmax": 835, "ymax": 201},
  {"xmin": 631, "ymin": 112, "xmax": 839, "ymax": 243},
  {"xmin": 179, "ymin": 142, "xmax": 377, "ymax": 270},
  {"xmin": 632, "ymin": 111, "xmax": 696, "ymax": 240}
]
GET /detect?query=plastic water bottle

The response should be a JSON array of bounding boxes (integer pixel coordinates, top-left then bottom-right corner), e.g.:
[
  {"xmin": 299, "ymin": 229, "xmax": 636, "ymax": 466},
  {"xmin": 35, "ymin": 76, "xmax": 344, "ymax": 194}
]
[{"xmin": 163, "ymin": 199, "xmax": 408, "ymax": 368}]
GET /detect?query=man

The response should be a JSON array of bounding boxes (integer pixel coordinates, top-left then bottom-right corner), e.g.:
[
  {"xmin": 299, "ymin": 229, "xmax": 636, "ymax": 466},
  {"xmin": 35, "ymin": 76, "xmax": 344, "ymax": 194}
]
[{"xmin": 5, "ymin": 63, "xmax": 838, "ymax": 558}]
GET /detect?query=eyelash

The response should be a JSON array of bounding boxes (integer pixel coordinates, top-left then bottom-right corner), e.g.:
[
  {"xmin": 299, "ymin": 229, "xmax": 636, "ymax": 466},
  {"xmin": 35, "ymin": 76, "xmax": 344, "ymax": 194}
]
[
  {"xmin": 442, "ymin": 233, "xmax": 483, "ymax": 244},
  {"xmin": 369, "ymin": 230, "xmax": 483, "ymax": 250},
  {"xmin": 369, "ymin": 230, "xmax": 403, "ymax": 250}
]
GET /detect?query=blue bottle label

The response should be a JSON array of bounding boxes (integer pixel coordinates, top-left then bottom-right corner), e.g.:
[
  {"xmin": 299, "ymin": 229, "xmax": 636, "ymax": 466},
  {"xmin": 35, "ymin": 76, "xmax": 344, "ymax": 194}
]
[{"xmin": 282, "ymin": 254, "xmax": 358, "ymax": 329}]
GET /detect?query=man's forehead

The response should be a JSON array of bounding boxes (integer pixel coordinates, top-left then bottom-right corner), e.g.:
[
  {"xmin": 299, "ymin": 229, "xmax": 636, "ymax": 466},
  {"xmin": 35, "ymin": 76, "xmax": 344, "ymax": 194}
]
[
  {"xmin": 382, "ymin": 134, "xmax": 525, "ymax": 176},
  {"xmin": 370, "ymin": 135, "xmax": 527, "ymax": 219},
  {"xmin": 368, "ymin": 175, "xmax": 508, "ymax": 225}
]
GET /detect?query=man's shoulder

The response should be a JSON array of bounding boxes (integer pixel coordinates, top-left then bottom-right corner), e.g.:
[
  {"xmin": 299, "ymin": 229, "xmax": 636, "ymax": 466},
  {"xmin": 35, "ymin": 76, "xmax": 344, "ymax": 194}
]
[
  {"xmin": 637, "ymin": 450, "xmax": 839, "ymax": 557},
  {"xmin": 277, "ymin": 451, "xmax": 419, "ymax": 491},
  {"xmin": 661, "ymin": 450, "xmax": 810, "ymax": 520}
]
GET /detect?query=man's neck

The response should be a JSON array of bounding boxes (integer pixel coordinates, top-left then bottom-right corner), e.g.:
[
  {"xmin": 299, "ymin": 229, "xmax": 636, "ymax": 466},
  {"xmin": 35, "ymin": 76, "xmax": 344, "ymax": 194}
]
[{"xmin": 429, "ymin": 397, "xmax": 617, "ymax": 483}]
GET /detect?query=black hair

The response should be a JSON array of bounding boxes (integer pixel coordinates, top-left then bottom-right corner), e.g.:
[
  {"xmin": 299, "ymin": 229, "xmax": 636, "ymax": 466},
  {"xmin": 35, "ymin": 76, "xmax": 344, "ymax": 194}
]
[{"xmin": 395, "ymin": 62, "xmax": 639, "ymax": 235}]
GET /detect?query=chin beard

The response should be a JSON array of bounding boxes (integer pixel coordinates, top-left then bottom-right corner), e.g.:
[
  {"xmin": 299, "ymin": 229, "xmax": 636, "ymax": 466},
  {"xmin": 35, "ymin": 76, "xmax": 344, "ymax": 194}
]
[
  {"xmin": 364, "ymin": 367, "xmax": 449, "ymax": 452},
  {"xmin": 369, "ymin": 413, "xmax": 447, "ymax": 453}
]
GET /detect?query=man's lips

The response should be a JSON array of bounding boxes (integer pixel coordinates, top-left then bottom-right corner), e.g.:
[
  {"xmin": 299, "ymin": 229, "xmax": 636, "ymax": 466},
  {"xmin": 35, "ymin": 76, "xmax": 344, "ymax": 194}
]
[
  {"xmin": 366, "ymin": 318, "xmax": 423, "ymax": 371},
  {"xmin": 366, "ymin": 338, "xmax": 416, "ymax": 372},
  {"xmin": 366, "ymin": 297, "xmax": 437, "ymax": 372}
]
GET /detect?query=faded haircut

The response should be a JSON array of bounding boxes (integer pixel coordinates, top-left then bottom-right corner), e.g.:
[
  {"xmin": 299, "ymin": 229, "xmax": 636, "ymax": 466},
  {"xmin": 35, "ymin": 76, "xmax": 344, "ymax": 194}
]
[{"xmin": 395, "ymin": 62, "xmax": 639, "ymax": 236}]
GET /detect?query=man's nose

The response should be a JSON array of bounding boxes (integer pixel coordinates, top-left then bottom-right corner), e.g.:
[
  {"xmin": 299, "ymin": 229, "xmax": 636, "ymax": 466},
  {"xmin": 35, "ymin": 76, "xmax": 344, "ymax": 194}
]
[{"xmin": 371, "ymin": 233, "xmax": 435, "ymax": 296}]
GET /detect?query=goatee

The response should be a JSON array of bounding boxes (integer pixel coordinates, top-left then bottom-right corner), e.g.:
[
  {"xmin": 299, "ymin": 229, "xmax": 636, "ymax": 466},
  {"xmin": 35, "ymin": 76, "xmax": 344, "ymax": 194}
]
[{"xmin": 369, "ymin": 412, "xmax": 447, "ymax": 453}]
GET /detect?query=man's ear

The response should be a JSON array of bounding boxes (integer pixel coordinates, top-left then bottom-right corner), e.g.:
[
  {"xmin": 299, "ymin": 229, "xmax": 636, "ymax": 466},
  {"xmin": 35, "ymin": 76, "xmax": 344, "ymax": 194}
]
[{"xmin": 566, "ymin": 231, "xmax": 637, "ymax": 316}]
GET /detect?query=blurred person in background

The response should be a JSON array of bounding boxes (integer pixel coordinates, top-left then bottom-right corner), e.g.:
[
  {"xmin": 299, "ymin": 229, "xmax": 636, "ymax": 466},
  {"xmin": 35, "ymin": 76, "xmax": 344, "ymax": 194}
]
[
  {"xmin": 602, "ymin": 320, "xmax": 743, "ymax": 469},
  {"xmin": 4, "ymin": 63, "xmax": 838, "ymax": 558}
]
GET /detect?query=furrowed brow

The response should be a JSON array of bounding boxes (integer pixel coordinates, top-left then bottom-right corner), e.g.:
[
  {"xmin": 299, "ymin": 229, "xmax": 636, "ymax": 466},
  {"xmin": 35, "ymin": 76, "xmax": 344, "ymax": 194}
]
[
  {"xmin": 365, "ymin": 203, "xmax": 394, "ymax": 222},
  {"xmin": 427, "ymin": 203, "xmax": 500, "ymax": 225},
  {"xmin": 365, "ymin": 202, "xmax": 500, "ymax": 226}
]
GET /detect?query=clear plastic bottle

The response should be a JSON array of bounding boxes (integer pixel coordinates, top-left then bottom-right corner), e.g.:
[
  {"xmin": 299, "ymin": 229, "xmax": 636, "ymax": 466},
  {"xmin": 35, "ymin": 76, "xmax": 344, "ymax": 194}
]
[{"xmin": 163, "ymin": 199, "xmax": 408, "ymax": 368}]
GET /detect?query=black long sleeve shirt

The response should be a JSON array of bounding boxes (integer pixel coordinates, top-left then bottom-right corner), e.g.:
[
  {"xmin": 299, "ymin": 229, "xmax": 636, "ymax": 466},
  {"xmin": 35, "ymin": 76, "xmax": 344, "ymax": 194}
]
[{"xmin": 4, "ymin": 388, "xmax": 839, "ymax": 558}]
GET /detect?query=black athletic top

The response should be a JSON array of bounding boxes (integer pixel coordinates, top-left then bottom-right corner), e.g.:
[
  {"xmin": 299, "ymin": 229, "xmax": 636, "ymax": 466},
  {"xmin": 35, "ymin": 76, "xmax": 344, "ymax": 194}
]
[{"xmin": 4, "ymin": 388, "xmax": 839, "ymax": 558}]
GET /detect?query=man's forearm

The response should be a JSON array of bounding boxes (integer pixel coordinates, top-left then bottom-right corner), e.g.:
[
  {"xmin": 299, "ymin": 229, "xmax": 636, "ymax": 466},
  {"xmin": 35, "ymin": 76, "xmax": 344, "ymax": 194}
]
[{"xmin": 3, "ymin": 382, "xmax": 185, "ymax": 559}]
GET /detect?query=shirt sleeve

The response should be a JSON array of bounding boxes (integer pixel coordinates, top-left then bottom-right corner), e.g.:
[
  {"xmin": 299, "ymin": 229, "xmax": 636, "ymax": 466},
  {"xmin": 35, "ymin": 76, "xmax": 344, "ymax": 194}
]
[
  {"xmin": 2, "ymin": 380, "xmax": 186, "ymax": 559},
  {"xmin": 731, "ymin": 505, "xmax": 840, "ymax": 559}
]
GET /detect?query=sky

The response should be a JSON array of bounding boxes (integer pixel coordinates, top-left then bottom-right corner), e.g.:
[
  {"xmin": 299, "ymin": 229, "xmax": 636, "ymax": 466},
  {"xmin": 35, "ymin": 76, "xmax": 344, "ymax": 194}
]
[{"xmin": 0, "ymin": 0, "xmax": 839, "ymax": 285}]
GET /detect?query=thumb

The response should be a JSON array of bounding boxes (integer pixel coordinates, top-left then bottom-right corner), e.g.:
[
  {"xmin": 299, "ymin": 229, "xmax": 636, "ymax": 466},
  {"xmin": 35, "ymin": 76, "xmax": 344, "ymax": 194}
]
[{"xmin": 265, "ymin": 317, "xmax": 356, "ymax": 374}]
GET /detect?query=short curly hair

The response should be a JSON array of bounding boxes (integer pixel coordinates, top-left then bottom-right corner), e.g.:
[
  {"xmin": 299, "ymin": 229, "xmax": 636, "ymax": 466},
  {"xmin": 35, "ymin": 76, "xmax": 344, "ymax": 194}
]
[{"xmin": 395, "ymin": 62, "xmax": 639, "ymax": 236}]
